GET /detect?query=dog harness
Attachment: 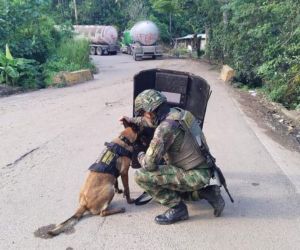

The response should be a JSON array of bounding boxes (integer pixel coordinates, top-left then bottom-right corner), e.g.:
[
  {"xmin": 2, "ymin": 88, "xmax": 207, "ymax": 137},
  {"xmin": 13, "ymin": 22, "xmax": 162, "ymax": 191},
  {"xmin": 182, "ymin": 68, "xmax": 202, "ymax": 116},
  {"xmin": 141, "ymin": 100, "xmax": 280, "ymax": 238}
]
[{"xmin": 88, "ymin": 140, "xmax": 132, "ymax": 178}]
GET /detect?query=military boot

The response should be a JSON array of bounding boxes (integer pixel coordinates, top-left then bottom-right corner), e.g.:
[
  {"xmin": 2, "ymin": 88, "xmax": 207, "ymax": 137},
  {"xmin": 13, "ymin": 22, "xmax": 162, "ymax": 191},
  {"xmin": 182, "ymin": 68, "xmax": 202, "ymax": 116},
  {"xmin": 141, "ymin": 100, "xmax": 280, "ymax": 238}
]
[
  {"xmin": 198, "ymin": 185, "xmax": 225, "ymax": 217},
  {"xmin": 155, "ymin": 201, "xmax": 189, "ymax": 225}
]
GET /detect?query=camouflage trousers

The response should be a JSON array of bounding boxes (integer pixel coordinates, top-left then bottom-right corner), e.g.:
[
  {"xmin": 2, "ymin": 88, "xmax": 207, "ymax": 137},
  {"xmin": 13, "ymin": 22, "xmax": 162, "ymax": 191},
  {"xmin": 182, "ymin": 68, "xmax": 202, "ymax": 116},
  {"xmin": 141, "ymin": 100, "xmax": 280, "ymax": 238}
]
[{"xmin": 134, "ymin": 164, "xmax": 211, "ymax": 208}]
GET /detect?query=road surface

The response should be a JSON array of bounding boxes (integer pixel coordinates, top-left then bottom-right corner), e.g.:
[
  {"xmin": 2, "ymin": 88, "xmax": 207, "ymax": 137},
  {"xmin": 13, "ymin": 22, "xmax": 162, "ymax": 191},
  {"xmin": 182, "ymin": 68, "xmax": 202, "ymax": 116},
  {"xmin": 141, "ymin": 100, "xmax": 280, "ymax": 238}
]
[{"xmin": 0, "ymin": 54, "xmax": 300, "ymax": 250}]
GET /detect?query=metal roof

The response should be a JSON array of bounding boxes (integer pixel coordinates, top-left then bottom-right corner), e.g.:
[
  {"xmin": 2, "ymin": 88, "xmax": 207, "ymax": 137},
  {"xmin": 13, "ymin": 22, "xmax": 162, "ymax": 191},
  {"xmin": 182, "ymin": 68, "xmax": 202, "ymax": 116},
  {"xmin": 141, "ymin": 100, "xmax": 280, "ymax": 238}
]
[{"xmin": 175, "ymin": 34, "xmax": 206, "ymax": 41}]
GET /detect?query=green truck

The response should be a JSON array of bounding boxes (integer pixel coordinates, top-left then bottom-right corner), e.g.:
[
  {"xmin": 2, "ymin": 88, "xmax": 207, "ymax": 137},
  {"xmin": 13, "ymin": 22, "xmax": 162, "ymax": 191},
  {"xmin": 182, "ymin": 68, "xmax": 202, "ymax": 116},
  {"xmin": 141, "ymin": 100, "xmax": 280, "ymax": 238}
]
[
  {"xmin": 120, "ymin": 30, "xmax": 133, "ymax": 54},
  {"xmin": 121, "ymin": 21, "xmax": 163, "ymax": 61}
]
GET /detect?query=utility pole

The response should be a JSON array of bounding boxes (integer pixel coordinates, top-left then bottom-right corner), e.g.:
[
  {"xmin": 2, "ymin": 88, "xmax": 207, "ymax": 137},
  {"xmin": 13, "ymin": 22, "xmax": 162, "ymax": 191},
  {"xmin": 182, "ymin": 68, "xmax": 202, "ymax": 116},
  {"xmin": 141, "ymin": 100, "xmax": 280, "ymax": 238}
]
[
  {"xmin": 219, "ymin": 0, "xmax": 229, "ymax": 61},
  {"xmin": 73, "ymin": 0, "xmax": 78, "ymax": 24},
  {"xmin": 169, "ymin": 12, "xmax": 172, "ymax": 45}
]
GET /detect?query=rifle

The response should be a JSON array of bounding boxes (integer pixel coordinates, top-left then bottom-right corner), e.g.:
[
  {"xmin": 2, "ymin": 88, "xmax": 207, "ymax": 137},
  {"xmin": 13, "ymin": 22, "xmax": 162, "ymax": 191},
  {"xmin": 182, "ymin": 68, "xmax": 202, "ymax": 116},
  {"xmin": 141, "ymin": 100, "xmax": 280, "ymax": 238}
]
[{"xmin": 201, "ymin": 147, "xmax": 234, "ymax": 203}]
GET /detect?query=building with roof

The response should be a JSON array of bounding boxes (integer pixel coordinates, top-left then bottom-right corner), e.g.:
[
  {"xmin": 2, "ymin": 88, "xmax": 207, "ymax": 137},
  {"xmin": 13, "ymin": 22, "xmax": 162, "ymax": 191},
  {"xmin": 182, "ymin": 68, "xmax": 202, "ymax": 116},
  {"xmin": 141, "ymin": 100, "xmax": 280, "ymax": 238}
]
[{"xmin": 174, "ymin": 34, "xmax": 206, "ymax": 51}]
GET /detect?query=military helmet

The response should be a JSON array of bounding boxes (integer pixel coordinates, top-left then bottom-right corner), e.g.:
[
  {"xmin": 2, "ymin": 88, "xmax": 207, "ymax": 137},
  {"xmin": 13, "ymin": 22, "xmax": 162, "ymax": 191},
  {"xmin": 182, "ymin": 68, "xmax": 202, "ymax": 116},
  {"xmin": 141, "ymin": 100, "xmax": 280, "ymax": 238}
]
[{"xmin": 134, "ymin": 89, "xmax": 167, "ymax": 115}]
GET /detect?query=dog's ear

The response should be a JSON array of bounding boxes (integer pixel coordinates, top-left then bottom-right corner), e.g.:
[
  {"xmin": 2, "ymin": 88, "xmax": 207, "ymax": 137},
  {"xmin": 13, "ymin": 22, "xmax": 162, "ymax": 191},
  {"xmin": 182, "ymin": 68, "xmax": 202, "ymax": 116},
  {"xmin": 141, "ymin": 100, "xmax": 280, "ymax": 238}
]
[
  {"xmin": 122, "ymin": 119, "xmax": 130, "ymax": 128},
  {"xmin": 122, "ymin": 119, "xmax": 140, "ymax": 134}
]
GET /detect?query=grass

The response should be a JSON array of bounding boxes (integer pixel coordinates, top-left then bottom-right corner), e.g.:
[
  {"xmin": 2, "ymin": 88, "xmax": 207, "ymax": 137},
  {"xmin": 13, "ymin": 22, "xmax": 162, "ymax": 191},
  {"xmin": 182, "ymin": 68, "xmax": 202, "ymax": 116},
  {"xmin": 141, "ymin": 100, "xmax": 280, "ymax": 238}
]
[{"xmin": 44, "ymin": 38, "xmax": 95, "ymax": 86}]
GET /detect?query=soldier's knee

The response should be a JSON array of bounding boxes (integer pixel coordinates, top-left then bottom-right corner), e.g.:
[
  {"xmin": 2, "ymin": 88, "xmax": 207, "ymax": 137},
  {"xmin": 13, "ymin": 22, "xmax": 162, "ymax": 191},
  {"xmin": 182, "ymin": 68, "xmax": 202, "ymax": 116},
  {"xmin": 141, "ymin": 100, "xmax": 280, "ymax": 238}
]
[{"xmin": 134, "ymin": 169, "xmax": 146, "ymax": 185}]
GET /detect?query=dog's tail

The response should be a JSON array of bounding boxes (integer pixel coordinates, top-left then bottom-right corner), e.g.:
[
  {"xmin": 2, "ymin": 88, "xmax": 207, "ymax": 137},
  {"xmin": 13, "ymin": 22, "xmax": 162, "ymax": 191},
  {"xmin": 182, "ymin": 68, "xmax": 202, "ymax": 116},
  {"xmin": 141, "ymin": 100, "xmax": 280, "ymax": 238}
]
[{"xmin": 47, "ymin": 206, "xmax": 86, "ymax": 236}]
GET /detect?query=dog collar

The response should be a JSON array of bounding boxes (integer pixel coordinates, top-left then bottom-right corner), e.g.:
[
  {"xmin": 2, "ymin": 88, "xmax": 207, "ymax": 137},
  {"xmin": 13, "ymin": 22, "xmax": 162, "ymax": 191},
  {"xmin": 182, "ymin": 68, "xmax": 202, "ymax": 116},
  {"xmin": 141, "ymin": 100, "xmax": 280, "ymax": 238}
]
[{"xmin": 119, "ymin": 135, "xmax": 133, "ymax": 146}]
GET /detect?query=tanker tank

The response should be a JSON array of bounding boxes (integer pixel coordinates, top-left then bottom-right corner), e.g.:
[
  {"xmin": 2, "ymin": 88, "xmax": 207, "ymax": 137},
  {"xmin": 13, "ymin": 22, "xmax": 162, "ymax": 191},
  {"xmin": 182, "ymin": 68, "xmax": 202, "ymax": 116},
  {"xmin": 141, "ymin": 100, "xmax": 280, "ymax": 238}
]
[
  {"xmin": 129, "ymin": 20, "xmax": 163, "ymax": 60},
  {"xmin": 130, "ymin": 21, "xmax": 159, "ymax": 46},
  {"xmin": 73, "ymin": 25, "xmax": 119, "ymax": 55}
]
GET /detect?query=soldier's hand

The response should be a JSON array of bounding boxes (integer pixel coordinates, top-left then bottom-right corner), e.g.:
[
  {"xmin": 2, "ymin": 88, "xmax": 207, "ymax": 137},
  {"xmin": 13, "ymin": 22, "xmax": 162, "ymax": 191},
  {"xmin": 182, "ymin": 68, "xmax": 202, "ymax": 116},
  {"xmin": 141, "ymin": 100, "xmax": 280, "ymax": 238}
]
[{"xmin": 137, "ymin": 151, "xmax": 145, "ymax": 162}]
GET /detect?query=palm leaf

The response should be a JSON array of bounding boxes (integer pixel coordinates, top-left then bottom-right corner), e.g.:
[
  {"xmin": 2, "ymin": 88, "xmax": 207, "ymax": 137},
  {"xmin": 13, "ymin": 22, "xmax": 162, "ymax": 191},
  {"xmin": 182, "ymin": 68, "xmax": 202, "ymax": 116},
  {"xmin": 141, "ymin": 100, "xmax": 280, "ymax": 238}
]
[{"xmin": 6, "ymin": 44, "xmax": 13, "ymax": 60}]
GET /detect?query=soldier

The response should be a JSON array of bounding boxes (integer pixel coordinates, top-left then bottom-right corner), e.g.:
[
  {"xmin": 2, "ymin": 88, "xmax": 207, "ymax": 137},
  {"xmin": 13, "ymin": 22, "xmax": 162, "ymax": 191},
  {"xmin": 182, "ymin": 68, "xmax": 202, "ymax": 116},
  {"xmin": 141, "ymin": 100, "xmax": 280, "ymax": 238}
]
[{"xmin": 121, "ymin": 89, "xmax": 225, "ymax": 225}]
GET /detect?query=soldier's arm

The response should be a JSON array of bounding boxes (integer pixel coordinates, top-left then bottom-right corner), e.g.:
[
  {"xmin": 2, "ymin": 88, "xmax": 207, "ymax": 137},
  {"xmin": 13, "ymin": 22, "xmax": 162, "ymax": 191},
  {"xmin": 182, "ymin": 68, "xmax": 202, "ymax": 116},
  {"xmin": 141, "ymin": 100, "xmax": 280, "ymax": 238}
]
[
  {"xmin": 130, "ymin": 116, "xmax": 154, "ymax": 128},
  {"xmin": 138, "ymin": 121, "xmax": 176, "ymax": 171},
  {"xmin": 121, "ymin": 116, "xmax": 154, "ymax": 129}
]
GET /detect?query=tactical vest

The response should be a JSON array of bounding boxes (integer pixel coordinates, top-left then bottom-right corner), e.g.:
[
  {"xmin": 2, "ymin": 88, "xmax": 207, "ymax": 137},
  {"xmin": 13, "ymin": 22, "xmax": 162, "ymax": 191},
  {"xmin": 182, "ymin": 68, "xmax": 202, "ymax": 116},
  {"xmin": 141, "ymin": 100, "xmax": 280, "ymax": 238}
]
[
  {"xmin": 165, "ymin": 108, "xmax": 207, "ymax": 170},
  {"xmin": 88, "ymin": 142, "xmax": 132, "ymax": 178}
]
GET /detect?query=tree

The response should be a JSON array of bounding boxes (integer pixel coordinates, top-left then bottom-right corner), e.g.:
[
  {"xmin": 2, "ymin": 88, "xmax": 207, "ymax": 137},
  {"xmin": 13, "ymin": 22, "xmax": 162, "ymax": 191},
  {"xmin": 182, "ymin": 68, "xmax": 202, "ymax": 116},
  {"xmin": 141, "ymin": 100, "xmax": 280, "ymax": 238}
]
[
  {"xmin": 150, "ymin": 0, "xmax": 179, "ymax": 41},
  {"xmin": 73, "ymin": 0, "xmax": 78, "ymax": 24},
  {"xmin": 1, "ymin": 0, "xmax": 58, "ymax": 63},
  {"xmin": 124, "ymin": 0, "xmax": 151, "ymax": 27}
]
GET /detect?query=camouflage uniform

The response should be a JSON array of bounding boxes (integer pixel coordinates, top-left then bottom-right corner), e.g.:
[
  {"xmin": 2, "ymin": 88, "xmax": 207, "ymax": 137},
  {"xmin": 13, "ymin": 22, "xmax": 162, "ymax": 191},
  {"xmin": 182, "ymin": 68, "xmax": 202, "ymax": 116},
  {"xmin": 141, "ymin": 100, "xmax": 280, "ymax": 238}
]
[{"xmin": 131, "ymin": 108, "xmax": 212, "ymax": 208}]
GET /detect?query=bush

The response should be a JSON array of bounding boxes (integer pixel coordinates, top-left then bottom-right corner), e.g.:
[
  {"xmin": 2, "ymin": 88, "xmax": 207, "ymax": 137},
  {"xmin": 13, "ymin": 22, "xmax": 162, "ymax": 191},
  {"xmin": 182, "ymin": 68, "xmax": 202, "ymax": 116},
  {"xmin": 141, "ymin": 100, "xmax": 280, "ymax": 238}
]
[
  {"xmin": 43, "ymin": 38, "xmax": 94, "ymax": 86},
  {"xmin": 57, "ymin": 39, "xmax": 92, "ymax": 69},
  {"xmin": 1, "ymin": 1, "xmax": 58, "ymax": 63},
  {"xmin": 15, "ymin": 58, "xmax": 42, "ymax": 89},
  {"xmin": 0, "ymin": 45, "xmax": 42, "ymax": 89},
  {"xmin": 0, "ymin": 1, "xmax": 76, "ymax": 90},
  {"xmin": 171, "ymin": 47, "xmax": 190, "ymax": 57},
  {"xmin": 204, "ymin": 0, "xmax": 300, "ymax": 109}
]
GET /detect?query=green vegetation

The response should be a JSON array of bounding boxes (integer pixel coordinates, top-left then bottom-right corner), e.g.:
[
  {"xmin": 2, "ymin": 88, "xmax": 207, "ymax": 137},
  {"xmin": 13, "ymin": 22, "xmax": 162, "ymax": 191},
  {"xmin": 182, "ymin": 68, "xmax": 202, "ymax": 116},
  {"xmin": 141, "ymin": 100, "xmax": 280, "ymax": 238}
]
[
  {"xmin": 43, "ymin": 38, "xmax": 94, "ymax": 85},
  {"xmin": 221, "ymin": 0, "xmax": 300, "ymax": 110},
  {"xmin": 148, "ymin": 0, "xmax": 299, "ymax": 109},
  {"xmin": 0, "ymin": 0, "xmax": 299, "ymax": 109},
  {"xmin": 0, "ymin": 45, "xmax": 41, "ymax": 89},
  {"xmin": 0, "ymin": 0, "xmax": 93, "ymax": 90}
]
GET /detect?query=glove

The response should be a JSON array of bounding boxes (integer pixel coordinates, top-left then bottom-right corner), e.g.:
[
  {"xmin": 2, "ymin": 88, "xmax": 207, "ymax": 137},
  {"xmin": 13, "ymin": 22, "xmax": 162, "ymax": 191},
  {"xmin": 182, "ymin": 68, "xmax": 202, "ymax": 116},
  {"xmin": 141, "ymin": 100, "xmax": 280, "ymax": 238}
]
[{"xmin": 137, "ymin": 151, "xmax": 145, "ymax": 162}]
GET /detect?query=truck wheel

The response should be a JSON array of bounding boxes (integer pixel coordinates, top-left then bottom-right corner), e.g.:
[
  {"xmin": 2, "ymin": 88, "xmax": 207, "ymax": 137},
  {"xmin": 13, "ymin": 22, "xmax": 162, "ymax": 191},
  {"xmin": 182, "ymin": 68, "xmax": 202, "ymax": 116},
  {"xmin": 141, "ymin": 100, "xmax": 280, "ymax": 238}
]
[
  {"xmin": 96, "ymin": 47, "xmax": 103, "ymax": 55},
  {"xmin": 152, "ymin": 55, "xmax": 156, "ymax": 59},
  {"xmin": 90, "ymin": 47, "xmax": 96, "ymax": 55}
]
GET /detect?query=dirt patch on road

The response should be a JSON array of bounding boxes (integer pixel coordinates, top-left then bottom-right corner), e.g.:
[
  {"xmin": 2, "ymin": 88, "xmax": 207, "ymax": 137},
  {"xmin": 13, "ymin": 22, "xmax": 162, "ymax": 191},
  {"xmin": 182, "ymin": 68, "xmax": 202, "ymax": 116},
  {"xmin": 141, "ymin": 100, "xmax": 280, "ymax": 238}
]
[
  {"xmin": 0, "ymin": 84, "xmax": 23, "ymax": 97},
  {"xmin": 232, "ymin": 87, "xmax": 300, "ymax": 153}
]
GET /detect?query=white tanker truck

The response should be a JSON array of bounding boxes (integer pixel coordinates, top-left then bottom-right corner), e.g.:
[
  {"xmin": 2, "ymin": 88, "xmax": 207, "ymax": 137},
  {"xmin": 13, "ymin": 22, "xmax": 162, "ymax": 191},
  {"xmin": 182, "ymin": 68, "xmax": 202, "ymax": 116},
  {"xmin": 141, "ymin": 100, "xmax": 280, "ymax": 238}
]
[
  {"xmin": 130, "ymin": 21, "xmax": 163, "ymax": 61},
  {"xmin": 73, "ymin": 25, "xmax": 119, "ymax": 55}
]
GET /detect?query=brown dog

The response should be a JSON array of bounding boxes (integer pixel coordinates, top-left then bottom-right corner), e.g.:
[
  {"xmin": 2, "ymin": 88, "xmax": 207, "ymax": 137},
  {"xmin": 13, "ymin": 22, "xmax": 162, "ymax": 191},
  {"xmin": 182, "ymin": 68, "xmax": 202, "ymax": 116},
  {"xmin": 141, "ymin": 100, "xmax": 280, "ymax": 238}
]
[{"xmin": 48, "ymin": 124, "xmax": 138, "ymax": 236}]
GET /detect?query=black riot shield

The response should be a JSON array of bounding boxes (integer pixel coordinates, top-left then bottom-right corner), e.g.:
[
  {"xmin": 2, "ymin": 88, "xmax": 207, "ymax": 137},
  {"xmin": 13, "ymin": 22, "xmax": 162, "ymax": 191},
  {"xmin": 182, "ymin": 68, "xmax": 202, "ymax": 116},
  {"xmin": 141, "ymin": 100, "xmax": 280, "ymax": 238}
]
[
  {"xmin": 133, "ymin": 68, "xmax": 211, "ymax": 128},
  {"xmin": 131, "ymin": 69, "xmax": 234, "ymax": 204},
  {"xmin": 130, "ymin": 68, "xmax": 212, "ymax": 170}
]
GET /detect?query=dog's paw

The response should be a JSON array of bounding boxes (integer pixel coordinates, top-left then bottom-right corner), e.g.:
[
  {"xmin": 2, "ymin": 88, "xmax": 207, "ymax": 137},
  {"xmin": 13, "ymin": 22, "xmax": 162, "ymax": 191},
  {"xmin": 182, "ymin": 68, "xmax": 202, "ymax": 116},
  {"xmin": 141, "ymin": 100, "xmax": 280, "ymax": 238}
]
[
  {"xmin": 126, "ymin": 198, "xmax": 135, "ymax": 204},
  {"xmin": 115, "ymin": 188, "xmax": 123, "ymax": 194},
  {"xmin": 120, "ymin": 207, "xmax": 126, "ymax": 213}
]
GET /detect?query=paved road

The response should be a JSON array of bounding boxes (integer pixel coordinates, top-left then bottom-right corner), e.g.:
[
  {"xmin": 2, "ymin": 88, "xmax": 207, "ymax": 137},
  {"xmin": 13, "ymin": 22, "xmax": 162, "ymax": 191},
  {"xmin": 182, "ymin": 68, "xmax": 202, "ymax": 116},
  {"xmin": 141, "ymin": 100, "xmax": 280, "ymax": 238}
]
[{"xmin": 0, "ymin": 54, "xmax": 300, "ymax": 250}]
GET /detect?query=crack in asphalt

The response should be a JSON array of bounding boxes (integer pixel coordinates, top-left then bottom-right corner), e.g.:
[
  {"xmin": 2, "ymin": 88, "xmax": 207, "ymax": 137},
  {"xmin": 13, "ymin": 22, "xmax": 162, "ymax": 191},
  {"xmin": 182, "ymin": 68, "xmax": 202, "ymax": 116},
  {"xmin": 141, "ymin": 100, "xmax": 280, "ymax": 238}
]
[
  {"xmin": 96, "ymin": 217, "xmax": 107, "ymax": 248},
  {"xmin": 5, "ymin": 147, "xmax": 40, "ymax": 168},
  {"xmin": 84, "ymin": 217, "xmax": 107, "ymax": 249}
]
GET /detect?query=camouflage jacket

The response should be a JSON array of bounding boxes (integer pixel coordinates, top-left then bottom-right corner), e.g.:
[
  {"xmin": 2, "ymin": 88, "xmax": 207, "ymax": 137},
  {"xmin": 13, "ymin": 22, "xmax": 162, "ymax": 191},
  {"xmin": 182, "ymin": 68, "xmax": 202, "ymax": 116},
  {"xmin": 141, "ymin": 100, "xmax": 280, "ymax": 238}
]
[{"xmin": 129, "ymin": 108, "xmax": 185, "ymax": 171}]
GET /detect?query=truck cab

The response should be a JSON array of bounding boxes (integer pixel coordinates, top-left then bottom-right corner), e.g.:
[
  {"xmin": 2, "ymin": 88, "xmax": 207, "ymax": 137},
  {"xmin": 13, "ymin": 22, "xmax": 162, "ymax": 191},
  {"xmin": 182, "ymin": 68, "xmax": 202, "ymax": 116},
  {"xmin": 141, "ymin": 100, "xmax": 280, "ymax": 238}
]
[{"xmin": 131, "ymin": 42, "xmax": 163, "ymax": 61}]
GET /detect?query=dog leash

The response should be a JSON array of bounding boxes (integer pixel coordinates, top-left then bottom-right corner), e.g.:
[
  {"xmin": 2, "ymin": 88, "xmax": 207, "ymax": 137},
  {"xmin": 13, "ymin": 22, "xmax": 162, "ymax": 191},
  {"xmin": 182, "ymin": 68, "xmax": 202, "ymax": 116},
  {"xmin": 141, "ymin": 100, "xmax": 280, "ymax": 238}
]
[{"xmin": 134, "ymin": 192, "xmax": 152, "ymax": 206}]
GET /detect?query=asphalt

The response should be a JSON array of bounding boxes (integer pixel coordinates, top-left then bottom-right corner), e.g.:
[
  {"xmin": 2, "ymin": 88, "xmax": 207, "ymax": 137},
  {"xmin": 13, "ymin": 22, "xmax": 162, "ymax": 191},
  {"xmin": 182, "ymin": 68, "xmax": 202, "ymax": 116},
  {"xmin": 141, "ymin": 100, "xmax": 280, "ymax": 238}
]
[{"xmin": 0, "ymin": 54, "xmax": 299, "ymax": 250}]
